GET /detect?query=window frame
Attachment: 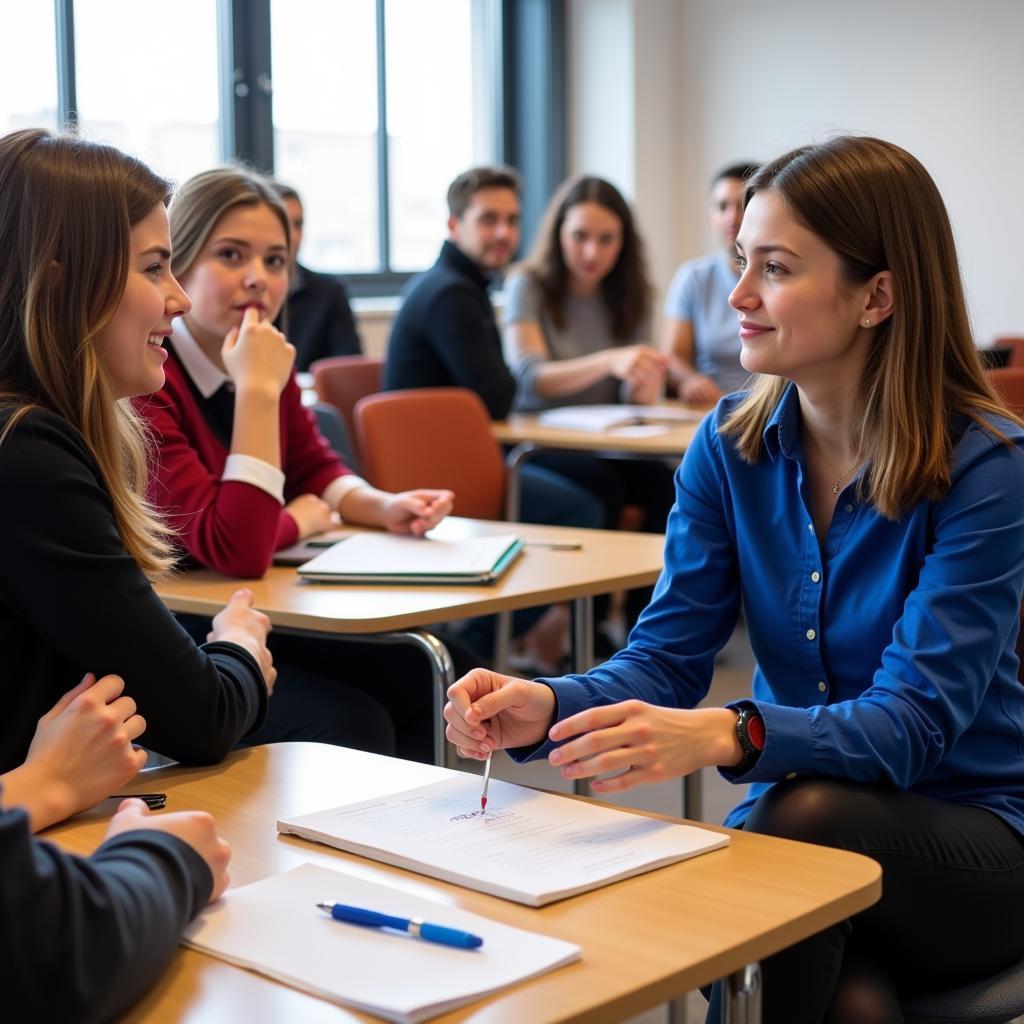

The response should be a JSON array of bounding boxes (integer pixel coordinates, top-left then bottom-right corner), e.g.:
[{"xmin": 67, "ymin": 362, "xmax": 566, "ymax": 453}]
[{"xmin": 53, "ymin": 0, "xmax": 564, "ymax": 297}]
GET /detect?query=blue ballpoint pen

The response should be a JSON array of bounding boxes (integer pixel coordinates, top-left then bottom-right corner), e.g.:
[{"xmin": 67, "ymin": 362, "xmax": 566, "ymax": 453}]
[{"xmin": 316, "ymin": 901, "xmax": 484, "ymax": 949}]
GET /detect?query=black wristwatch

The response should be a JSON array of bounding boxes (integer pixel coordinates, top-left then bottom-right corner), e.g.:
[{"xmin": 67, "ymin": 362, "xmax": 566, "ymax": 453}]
[{"xmin": 732, "ymin": 705, "xmax": 765, "ymax": 775}]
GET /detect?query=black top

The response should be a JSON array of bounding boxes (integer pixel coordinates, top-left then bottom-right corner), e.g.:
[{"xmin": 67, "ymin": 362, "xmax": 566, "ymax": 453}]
[
  {"xmin": 281, "ymin": 262, "xmax": 362, "ymax": 371},
  {"xmin": 0, "ymin": 802, "xmax": 212, "ymax": 1022},
  {"xmin": 383, "ymin": 241, "xmax": 516, "ymax": 419},
  {"xmin": 0, "ymin": 408, "xmax": 267, "ymax": 772}
]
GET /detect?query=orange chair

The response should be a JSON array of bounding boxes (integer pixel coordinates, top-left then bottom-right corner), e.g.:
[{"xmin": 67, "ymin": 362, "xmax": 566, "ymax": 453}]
[
  {"xmin": 353, "ymin": 388, "xmax": 507, "ymax": 521},
  {"xmin": 994, "ymin": 337, "xmax": 1024, "ymax": 368},
  {"xmin": 310, "ymin": 355, "xmax": 384, "ymax": 444},
  {"xmin": 987, "ymin": 366, "xmax": 1024, "ymax": 416}
]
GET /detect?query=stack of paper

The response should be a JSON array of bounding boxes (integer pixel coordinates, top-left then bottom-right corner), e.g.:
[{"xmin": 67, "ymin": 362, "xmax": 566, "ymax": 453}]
[
  {"xmin": 536, "ymin": 404, "xmax": 702, "ymax": 433},
  {"xmin": 184, "ymin": 862, "xmax": 580, "ymax": 1023},
  {"xmin": 278, "ymin": 775, "xmax": 729, "ymax": 907}
]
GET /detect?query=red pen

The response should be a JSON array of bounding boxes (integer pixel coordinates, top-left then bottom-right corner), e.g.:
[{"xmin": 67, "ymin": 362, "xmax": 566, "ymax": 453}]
[{"xmin": 480, "ymin": 751, "xmax": 493, "ymax": 812}]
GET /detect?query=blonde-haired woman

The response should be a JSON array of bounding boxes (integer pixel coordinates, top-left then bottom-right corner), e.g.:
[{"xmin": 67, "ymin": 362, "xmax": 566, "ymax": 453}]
[
  {"xmin": 0, "ymin": 129, "xmax": 274, "ymax": 771},
  {"xmin": 137, "ymin": 166, "xmax": 457, "ymax": 759},
  {"xmin": 447, "ymin": 137, "xmax": 1024, "ymax": 1022}
]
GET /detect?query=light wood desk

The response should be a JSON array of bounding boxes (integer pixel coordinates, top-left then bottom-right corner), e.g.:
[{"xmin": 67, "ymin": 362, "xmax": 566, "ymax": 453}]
[
  {"xmin": 157, "ymin": 518, "xmax": 665, "ymax": 767},
  {"xmin": 48, "ymin": 743, "xmax": 881, "ymax": 1023},
  {"xmin": 492, "ymin": 410, "xmax": 705, "ymax": 521}
]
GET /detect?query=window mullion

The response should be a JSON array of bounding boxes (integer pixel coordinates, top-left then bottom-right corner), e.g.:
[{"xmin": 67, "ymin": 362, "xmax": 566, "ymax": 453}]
[
  {"xmin": 54, "ymin": 0, "xmax": 77, "ymax": 127},
  {"xmin": 375, "ymin": 0, "xmax": 391, "ymax": 272}
]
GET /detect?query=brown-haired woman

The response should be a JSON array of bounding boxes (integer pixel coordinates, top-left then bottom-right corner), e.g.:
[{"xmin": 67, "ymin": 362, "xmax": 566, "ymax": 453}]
[
  {"xmin": 448, "ymin": 137, "xmax": 1024, "ymax": 1022},
  {"xmin": 0, "ymin": 128, "xmax": 274, "ymax": 770},
  {"xmin": 503, "ymin": 175, "xmax": 676, "ymax": 627},
  {"xmin": 136, "ymin": 165, "xmax": 458, "ymax": 759},
  {"xmin": 0, "ymin": 127, "xmax": 262, "ymax": 1017}
]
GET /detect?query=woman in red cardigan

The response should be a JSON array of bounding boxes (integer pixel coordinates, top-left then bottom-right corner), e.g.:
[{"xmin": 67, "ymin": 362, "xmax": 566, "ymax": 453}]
[{"xmin": 138, "ymin": 166, "xmax": 455, "ymax": 759}]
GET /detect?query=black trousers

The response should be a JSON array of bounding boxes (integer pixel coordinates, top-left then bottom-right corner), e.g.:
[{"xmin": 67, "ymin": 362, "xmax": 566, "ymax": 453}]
[
  {"xmin": 705, "ymin": 779, "xmax": 1024, "ymax": 1024},
  {"xmin": 179, "ymin": 616, "xmax": 478, "ymax": 764}
]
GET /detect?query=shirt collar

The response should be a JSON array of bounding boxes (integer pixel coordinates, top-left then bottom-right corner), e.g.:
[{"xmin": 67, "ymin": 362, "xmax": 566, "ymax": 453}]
[
  {"xmin": 762, "ymin": 381, "xmax": 802, "ymax": 462},
  {"xmin": 169, "ymin": 318, "xmax": 231, "ymax": 399}
]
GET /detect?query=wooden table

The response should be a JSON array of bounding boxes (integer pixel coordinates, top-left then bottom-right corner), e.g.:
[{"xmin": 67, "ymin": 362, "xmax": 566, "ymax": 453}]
[
  {"xmin": 492, "ymin": 410, "xmax": 705, "ymax": 521},
  {"xmin": 48, "ymin": 743, "xmax": 882, "ymax": 1023},
  {"xmin": 157, "ymin": 518, "xmax": 666, "ymax": 768}
]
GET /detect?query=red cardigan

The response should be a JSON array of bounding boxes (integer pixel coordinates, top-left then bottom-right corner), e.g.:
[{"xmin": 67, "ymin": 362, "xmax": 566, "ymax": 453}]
[{"xmin": 137, "ymin": 348, "xmax": 352, "ymax": 578}]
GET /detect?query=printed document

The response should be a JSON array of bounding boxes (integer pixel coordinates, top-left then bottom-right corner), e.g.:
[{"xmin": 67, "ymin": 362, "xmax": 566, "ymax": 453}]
[
  {"xmin": 184, "ymin": 862, "xmax": 580, "ymax": 1023},
  {"xmin": 278, "ymin": 775, "xmax": 728, "ymax": 906}
]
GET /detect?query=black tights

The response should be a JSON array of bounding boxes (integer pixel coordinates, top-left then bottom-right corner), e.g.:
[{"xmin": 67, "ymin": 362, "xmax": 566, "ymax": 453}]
[{"xmin": 705, "ymin": 779, "xmax": 1024, "ymax": 1024}]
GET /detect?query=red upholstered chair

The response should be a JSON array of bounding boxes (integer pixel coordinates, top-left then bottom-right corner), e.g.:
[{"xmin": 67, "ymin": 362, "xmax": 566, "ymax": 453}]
[
  {"xmin": 310, "ymin": 355, "xmax": 384, "ymax": 447},
  {"xmin": 353, "ymin": 388, "xmax": 507, "ymax": 521},
  {"xmin": 986, "ymin": 366, "xmax": 1024, "ymax": 416},
  {"xmin": 993, "ymin": 337, "xmax": 1024, "ymax": 368}
]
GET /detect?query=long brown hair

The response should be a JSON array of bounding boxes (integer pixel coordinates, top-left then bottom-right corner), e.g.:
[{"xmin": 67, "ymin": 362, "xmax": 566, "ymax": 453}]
[
  {"xmin": 722, "ymin": 135, "xmax": 1015, "ymax": 519},
  {"xmin": 0, "ymin": 128, "xmax": 176, "ymax": 578},
  {"xmin": 520, "ymin": 175, "xmax": 651, "ymax": 340}
]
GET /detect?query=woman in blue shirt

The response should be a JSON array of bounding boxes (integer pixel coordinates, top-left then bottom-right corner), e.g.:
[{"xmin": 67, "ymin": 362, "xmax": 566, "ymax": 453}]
[{"xmin": 445, "ymin": 136, "xmax": 1024, "ymax": 1023}]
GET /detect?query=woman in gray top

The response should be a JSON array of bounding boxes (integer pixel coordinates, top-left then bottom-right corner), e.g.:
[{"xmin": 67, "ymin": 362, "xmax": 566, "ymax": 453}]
[{"xmin": 502, "ymin": 176, "xmax": 675, "ymax": 634}]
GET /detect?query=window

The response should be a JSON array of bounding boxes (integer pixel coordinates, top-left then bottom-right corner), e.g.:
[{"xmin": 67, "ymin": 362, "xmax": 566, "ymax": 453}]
[
  {"xmin": 72, "ymin": 0, "xmax": 219, "ymax": 186},
  {"xmin": 271, "ymin": 0, "xmax": 498, "ymax": 276},
  {"xmin": 0, "ymin": 1, "xmax": 57, "ymax": 134},
  {"xmin": 7, "ymin": 0, "xmax": 562, "ymax": 292}
]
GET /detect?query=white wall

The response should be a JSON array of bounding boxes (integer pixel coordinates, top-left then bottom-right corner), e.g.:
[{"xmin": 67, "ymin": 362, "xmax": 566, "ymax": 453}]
[{"xmin": 568, "ymin": 0, "xmax": 1024, "ymax": 347}]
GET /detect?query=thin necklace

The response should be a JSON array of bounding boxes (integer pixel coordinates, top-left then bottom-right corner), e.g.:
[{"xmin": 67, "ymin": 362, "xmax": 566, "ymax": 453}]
[{"xmin": 831, "ymin": 460, "xmax": 860, "ymax": 495}]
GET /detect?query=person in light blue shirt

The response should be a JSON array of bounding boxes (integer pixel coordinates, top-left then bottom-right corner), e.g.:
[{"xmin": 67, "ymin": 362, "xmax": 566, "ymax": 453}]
[
  {"xmin": 445, "ymin": 136, "xmax": 1024, "ymax": 1023},
  {"xmin": 662, "ymin": 162, "xmax": 759, "ymax": 403}
]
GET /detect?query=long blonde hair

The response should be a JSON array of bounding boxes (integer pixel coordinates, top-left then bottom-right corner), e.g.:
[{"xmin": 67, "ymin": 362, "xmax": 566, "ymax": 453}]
[
  {"xmin": 0, "ymin": 128, "xmax": 175, "ymax": 578},
  {"xmin": 722, "ymin": 136, "xmax": 1016, "ymax": 519}
]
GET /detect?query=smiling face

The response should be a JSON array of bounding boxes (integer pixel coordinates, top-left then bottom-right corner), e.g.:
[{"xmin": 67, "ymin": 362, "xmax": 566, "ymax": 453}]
[
  {"xmin": 179, "ymin": 202, "xmax": 290, "ymax": 354},
  {"xmin": 558, "ymin": 201, "xmax": 623, "ymax": 292},
  {"xmin": 448, "ymin": 186, "xmax": 521, "ymax": 271},
  {"xmin": 94, "ymin": 204, "xmax": 190, "ymax": 400},
  {"xmin": 729, "ymin": 189, "xmax": 875, "ymax": 389}
]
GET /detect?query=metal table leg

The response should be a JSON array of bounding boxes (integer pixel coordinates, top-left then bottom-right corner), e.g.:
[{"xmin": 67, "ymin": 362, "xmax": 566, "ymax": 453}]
[
  {"xmin": 723, "ymin": 963, "xmax": 761, "ymax": 1023},
  {"xmin": 571, "ymin": 596, "xmax": 595, "ymax": 797}
]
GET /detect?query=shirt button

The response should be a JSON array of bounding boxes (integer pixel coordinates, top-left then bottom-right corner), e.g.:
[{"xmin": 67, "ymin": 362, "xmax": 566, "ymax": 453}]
[
  {"xmin": 785, "ymin": 772, "xmax": 797, "ymax": 780},
  {"xmin": 817, "ymin": 680, "xmax": 827, "ymax": 693},
  {"xmin": 811, "ymin": 571, "xmax": 820, "ymax": 583},
  {"xmin": 806, "ymin": 628, "xmax": 816, "ymax": 640},
  {"xmin": 844, "ymin": 504, "xmax": 853, "ymax": 514}
]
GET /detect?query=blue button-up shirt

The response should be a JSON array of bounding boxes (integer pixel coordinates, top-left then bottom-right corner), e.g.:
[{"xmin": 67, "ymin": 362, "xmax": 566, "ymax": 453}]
[{"xmin": 525, "ymin": 384, "xmax": 1024, "ymax": 831}]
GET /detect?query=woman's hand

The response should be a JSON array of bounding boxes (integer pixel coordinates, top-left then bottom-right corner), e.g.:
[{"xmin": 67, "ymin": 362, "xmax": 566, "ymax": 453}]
[
  {"xmin": 0, "ymin": 673, "xmax": 148, "ymax": 831},
  {"xmin": 285, "ymin": 493, "xmax": 337, "ymax": 540},
  {"xmin": 444, "ymin": 668, "xmax": 557, "ymax": 758},
  {"xmin": 547, "ymin": 702, "xmax": 741, "ymax": 794},
  {"xmin": 104, "ymin": 799, "xmax": 232, "ymax": 903},
  {"xmin": 607, "ymin": 344, "xmax": 670, "ymax": 387},
  {"xmin": 208, "ymin": 589, "xmax": 276, "ymax": 695},
  {"xmin": 678, "ymin": 372, "xmax": 723, "ymax": 405},
  {"xmin": 380, "ymin": 489, "xmax": 454, "ymax": 536},
  {"xmin": 222, "ymin": 306, "xmax": 295, "ymax": 398}
]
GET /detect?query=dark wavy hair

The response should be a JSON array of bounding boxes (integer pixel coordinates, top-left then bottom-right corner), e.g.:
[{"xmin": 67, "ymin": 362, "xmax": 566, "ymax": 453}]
[{"xmin": 520, "ymin": 175, "xmax": 652, "ymax": 340}]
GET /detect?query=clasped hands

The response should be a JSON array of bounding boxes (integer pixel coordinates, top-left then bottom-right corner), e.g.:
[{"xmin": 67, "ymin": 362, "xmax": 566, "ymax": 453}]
[{"xmin": 445, "ymin": 668, "xmax": 741, "ymax": 795}]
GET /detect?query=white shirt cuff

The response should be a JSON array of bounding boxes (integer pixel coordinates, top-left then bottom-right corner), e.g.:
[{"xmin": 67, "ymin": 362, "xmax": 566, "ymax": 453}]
[
  {"xmin": 222, "ymin": 454, "xmax": 286, "ymax": 503},
  {"xmin": 323, "ymin": 474, "xmax": 370, "ymax": 513}
]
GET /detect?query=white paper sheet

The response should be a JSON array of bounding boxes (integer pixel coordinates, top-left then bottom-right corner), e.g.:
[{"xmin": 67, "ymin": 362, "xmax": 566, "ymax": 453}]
[
  {"xmin": 278, "ymin": 775, "xmax": 728, "ymax": 906},
  {"xmin": 536, "ymin": 403, "xmax": 702, "ymax": 432},
  {"xmin": 183, "ymin": 862, "xmax": 580, "ymax": 1024}
]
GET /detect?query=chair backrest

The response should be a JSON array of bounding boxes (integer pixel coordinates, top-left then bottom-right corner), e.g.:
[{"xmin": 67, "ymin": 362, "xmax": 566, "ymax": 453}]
[
  {"xmin": 310, "ymin": 401, "xmax": 360, "ymax": 472},
  {"xmin": 986, "ymin": 366, "xmax": 1024, "ymax": 416},
  {"xmin": 353, "ymin": 388, "xmax": 506, "ymax": 521},
  {"xmin": 994, "ymin": 336, "xmax": 1024, "ymax": 369},
  {"xmin": 310, "ymin": 355, "xmax": 384, "ymax": 441}
]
